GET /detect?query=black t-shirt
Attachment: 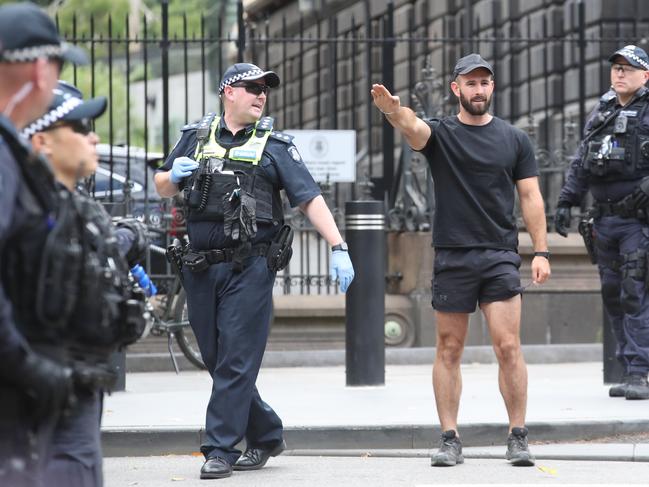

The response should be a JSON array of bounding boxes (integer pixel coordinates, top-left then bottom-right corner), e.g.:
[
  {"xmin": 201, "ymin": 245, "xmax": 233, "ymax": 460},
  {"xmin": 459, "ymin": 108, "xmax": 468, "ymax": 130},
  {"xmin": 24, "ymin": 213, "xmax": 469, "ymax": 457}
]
[
  {"xmin": 418, "ymin": 115, "xmax": 538, "ymax": 250},
  {"xmin": 160, "ymin": 117, "xmax": 321, "ymax": 250}
]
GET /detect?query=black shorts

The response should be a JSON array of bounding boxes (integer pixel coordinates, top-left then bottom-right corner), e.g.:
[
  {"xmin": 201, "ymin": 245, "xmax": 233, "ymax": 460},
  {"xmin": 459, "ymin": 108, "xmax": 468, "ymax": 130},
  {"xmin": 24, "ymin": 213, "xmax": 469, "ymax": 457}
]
[{"xmin": 432, "ymin": 248, "xmax": 523, "ymax": 313}]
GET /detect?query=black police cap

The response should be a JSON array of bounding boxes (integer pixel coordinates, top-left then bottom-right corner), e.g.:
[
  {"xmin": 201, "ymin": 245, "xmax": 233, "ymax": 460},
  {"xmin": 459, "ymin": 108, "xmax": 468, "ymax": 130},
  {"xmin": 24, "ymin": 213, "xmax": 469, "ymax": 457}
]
[
  {"xmin": 0, "ymin": 2, "xmax": 87, "ymax": 65},
  {"xmin": 23, "ymin": 81, "xmax": 106, "ymax": 138},
  {"xmin": 608, "ymin": 45, "xmax": 649, "ymax": 71},
  {"xmin": 219, "ymin": 63, "xmax": 280, "ymax": 94},
  {"xmin": 452, "ymin": 53, "xmax": 494, "ymax": 79}
]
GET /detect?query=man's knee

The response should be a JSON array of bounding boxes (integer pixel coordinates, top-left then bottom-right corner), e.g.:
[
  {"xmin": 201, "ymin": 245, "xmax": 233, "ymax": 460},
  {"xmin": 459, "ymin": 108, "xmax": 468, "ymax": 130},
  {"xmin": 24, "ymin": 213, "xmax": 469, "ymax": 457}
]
[
  {"xmin": 493, "ymin": 337, "xmax": 522, "ymax": 364},
  {"xmin": 436, "ymin": 335, "xmax": 465, "ymax": 367}
]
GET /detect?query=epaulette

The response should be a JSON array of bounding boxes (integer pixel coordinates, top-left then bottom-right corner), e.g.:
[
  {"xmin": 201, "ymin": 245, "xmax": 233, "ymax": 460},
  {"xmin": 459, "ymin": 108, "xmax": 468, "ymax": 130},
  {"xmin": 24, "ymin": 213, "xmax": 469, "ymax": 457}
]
[
  {"xmin": 180, "ymin": 122, "xmax": 199, "ymax": 132},
  {"xmin": 270, "ymin": 131, "xmax": 294, "ymax": 144},
  {"xmin": 599, "ymin": 89, "xmax": 616, "ymax": 104},
  {"xmin": 256, "ymin": 116, "xmax": 274, "ymax": 137}
]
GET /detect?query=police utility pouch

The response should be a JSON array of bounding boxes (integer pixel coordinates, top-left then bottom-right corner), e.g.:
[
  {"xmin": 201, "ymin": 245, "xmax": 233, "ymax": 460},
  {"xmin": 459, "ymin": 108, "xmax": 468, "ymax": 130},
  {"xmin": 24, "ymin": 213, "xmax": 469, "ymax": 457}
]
[
  {"xmin": 182, "ymin": 251, "xmax": 210, "ymax": 273},
  {"xmin": 267, "ymin": 225, "xmax": 294, "ymax": 272}
]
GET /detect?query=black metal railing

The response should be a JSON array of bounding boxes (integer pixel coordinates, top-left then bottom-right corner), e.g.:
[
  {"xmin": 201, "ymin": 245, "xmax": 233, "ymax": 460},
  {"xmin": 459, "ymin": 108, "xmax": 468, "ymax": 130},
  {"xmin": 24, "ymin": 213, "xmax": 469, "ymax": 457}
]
[{"xmin": 54, "ymin": 0, "xmax": 649, "ymax": 294}]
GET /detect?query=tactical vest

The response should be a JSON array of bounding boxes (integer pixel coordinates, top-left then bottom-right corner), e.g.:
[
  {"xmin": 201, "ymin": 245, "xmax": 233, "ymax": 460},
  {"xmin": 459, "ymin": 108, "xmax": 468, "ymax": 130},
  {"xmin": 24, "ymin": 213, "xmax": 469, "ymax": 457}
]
[
  {"xmin": 0, "ymin": 119, "xmax": 145, "ymax": 358},
  {"xmin": 184, "ymin": 115, "xmax": 283, "ymax": 226},
  {"xmin": 66, "ymin": 195, "xmax": 147, "ymax": 355},
  {"xmin": 582, "ymin": 89, "xmax": 649, "ymax": 181}
]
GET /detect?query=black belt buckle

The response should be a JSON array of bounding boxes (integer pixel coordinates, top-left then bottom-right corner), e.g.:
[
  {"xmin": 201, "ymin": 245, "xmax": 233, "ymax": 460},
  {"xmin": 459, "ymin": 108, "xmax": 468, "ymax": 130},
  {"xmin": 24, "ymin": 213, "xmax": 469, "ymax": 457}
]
[{"xmin": 182, "ymin": 251, "xmax": 209, "ymax": 273}]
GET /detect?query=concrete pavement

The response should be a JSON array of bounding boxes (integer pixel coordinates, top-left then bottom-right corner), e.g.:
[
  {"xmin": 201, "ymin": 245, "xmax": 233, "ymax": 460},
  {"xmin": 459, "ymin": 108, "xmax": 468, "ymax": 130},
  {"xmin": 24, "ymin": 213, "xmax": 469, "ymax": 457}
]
[
  {"xmin": 101, "ymin": 361, "xmax": 649, "ymax": 459},
  {"xmin": 104, "ymin": 455, "xmax": 648, "ymax": 486}
]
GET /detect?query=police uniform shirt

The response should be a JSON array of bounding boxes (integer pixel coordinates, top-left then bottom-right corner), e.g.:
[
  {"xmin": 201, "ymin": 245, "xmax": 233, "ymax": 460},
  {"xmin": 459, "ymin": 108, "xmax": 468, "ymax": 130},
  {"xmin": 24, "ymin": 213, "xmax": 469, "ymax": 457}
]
[
  {"xmin": 558, "ymin": 88, "xmax": 649, "ymax": 206},
  {"xmin": 160, "ymin": 116, "xmax": 321, "ymax": 250},
  {"xmin": 0, "ymin": 117, "xmax": 35, "ymax": 368}
]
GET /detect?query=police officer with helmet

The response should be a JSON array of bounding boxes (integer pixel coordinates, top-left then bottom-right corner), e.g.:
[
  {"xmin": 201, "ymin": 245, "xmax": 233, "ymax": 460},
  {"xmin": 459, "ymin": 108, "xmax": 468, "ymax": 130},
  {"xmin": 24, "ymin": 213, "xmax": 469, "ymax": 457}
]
[
  {"xmin": 556, "ymin": 45, "xmax": 649, "ymax": 400},
  {"xmin": 0, "ymin": 3, "xmax": 87, "ymax": 485},
  {"xmin": 22, "ymin": 80, "xmax": 154, "ymax": 486},
  {"xmin": 155, "ymin": 62, "xmax": 355, "ymax": 479}
]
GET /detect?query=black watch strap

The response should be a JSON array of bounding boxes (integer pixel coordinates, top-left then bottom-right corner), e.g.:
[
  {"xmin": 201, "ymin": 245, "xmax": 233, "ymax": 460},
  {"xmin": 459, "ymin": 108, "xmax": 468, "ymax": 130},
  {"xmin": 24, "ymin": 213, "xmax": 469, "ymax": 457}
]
[
  {"xmin": 533, "ymin": 251, "xmax": 551, "ymax": 260},
  {"xmin": 332, "ymin": 242, "xmax": 348, "ymax": 252}
]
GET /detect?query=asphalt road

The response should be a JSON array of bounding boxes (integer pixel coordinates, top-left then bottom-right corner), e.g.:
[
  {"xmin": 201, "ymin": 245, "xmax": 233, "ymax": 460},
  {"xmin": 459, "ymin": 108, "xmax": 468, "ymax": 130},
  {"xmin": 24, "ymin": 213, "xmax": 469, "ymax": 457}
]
[{"xmin": 104, "ymin": 454, "xmax": 648, "ymax": 486}]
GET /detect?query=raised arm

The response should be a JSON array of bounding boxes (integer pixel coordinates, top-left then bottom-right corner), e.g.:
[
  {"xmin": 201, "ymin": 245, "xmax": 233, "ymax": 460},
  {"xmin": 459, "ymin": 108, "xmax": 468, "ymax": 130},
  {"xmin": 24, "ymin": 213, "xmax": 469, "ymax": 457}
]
[{"xmin": 371, "ymin": 84, "xmax": 432, "ymax": 150}]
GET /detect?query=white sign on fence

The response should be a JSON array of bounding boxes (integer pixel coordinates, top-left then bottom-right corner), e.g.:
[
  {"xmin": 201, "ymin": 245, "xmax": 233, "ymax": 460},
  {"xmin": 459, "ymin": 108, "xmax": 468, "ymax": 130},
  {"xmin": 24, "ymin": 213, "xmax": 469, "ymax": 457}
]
[{"xmin": 285, "ymin": 130, "xmax": 356, "ymax": 183}]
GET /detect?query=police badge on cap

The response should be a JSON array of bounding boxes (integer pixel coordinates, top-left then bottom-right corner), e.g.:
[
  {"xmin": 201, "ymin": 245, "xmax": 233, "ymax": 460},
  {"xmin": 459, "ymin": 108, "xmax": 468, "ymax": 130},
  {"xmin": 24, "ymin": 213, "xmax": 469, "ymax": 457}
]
[{"xmin": 219, "ymin": 63, "xmax": 280, "ymax": 94}]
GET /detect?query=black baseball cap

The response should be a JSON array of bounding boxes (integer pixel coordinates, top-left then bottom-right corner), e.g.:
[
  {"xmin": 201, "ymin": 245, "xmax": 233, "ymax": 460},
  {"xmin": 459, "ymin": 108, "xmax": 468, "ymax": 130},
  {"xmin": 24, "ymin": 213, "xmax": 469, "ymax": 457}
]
[
  {"xmin": 219, "ymin": 62, "xmax": 280, "ymax": 94},
  {"xmin": 0, "ymin": 2, "xmax": 87, "ymax": 65},
  {"xmin": 23, "ymin": 81, "xmax": 106, "ymax": 138},
  {"xmin": 608, "ymin": 45, "xmax": 649, "ymax": 70},
  {"xmin": 452, "ymin": 53, "xmax": 494, "ymax": 79}
]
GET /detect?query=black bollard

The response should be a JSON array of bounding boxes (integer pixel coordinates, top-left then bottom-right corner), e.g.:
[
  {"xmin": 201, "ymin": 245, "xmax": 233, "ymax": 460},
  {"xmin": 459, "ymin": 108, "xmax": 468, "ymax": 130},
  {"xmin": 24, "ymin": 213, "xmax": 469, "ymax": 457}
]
[
  {"xmin": 345, "ymin": 200, "xmax": 385, "ymax": 386},
  {"xmin": 602, "ymin": 309, "xmax": 624, "ymax": 384}
]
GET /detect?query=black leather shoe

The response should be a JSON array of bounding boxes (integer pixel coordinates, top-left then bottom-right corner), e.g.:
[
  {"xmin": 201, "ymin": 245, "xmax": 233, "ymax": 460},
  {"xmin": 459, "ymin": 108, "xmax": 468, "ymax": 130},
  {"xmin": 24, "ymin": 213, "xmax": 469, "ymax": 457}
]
[
  {"xmin": 233, "ymin": 440, "xmax": 286, "ymax": 471},
  {"xmin": 200, "ymin": 457, "xmax": 232, "ymax": 479}
]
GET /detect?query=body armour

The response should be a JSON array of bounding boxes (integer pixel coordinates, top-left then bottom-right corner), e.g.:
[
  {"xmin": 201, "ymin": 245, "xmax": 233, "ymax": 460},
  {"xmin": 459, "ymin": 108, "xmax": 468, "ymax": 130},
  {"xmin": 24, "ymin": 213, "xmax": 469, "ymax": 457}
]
[
  {"xmin": 582, "ymin": 88, "xmax": 649, "ymax": 182},
  {"xmin": 1, "ymin": 121, "xmax": 145, "ymax": 357},
  {"xmin": 183, "ymin": 115, "xmax": 283, "ymax": 230}
]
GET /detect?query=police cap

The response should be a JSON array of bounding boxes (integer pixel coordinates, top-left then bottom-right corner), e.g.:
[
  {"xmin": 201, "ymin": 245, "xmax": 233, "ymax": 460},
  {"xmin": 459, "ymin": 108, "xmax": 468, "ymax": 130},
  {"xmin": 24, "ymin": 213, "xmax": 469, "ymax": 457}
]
[
  {"xmin": 23, "ymin": 81, "xmax": 106, "ymax": 138},
  {"xmin": 0, "ymin": 2, "xmax": 87, "ymax": 65},
  {"xmin": 608, "ymin": 45, "xmax": 649, "ymax": 71},
  {"xmin": 219, "ymin": 62, "xmax": 280, "ymax": 94}
]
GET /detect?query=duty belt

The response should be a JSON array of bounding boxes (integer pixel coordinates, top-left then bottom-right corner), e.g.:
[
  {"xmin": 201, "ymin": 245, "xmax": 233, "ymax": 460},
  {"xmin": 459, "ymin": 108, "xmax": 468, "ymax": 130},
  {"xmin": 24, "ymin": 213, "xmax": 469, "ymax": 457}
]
[
  {"xmin": 183, "ymin": 243, "xmax": 269, "ymax": 273},
  {"xmin": 593, "ymin": 197, "xmax": 647, "ymax": 220}
]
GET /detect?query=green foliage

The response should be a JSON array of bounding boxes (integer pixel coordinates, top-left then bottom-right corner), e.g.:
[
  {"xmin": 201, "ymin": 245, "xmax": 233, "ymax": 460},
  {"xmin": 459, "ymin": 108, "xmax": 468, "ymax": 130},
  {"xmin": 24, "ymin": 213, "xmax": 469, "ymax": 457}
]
[
  {"xmin": 62, "ymin": 62, "xmax": 147, "ymax": 149},
  {"xmin": 55, "ymin": 0, "xmax": 131, "ymax": 38}
]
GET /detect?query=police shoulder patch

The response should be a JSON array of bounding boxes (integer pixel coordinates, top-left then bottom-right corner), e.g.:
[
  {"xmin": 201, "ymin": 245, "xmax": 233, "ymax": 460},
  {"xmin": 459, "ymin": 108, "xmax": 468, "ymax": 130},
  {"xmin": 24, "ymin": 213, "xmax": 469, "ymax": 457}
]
[
  {"xmin": 270, "ymin": 131, "xmax": 294, "ymax": 144},
  {"xmin": 288, "ymin": 145, "xmax": 302, "ymax": 163}
]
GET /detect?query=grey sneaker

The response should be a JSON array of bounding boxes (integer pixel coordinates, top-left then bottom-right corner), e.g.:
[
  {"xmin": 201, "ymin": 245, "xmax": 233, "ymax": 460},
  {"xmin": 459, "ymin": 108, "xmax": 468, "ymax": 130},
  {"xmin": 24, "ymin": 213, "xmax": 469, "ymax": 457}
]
[
  {"xmin": 506, "ymin": 427, "xmax": 535, "ymax": 466},
  {"xmin": 609, "ymin": 376, "xmax": 631, "ymax": 397},
  {"xmin": 625, "ymin": 374, "xmax": 649, "ymax": 400},
  {"xmin": 431, "ymin": 430, "xmax": 464, "ymax": 467}
]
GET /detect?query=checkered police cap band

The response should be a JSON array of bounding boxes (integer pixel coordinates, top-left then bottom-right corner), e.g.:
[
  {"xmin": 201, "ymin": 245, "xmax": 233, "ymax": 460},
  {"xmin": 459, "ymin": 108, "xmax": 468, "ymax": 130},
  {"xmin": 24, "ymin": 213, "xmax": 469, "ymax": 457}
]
[
  {"xmin": 614, "ymin": 45, "xmax": 649, "ymax": 70},
  {"xmin": 219, "ymin": 67, "xmax": 266, "ymax": 93},
  {"xmin": 22, "ymin": 96, "xmax": 82, "ymax": 138},
  {"xmin": 0, "ymin": 43, "xmax": 66, "ymax": 63}
]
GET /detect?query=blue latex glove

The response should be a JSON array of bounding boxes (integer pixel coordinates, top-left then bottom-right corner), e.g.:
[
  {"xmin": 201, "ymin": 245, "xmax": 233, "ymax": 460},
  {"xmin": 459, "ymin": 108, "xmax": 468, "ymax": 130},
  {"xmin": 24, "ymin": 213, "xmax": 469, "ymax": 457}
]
[
  {"xmin": 130, "ymin": 265, "xmax": 158, "ymax": 297},
  {"xmin": 170, "ymin": 156, "xmax": 199, "ymax": 184},
  {"xmin": 330, "ymin": 250, "xmax": 355, "ymax": 293}
]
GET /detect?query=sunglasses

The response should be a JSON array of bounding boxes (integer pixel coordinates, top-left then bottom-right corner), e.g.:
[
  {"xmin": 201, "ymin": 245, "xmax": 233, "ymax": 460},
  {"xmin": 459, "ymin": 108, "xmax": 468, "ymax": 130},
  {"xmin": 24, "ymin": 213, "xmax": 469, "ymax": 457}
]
[
  {"xmin": 230, "ymin": 82, "xmax": 269, "ymax": 96},
  {"xmin": 611, "ymin": 63, "xmax": 641, "ymax": 75},
  {"xmin": 45, "ymin": 118, "xmax": 93, "ymax": 136}
]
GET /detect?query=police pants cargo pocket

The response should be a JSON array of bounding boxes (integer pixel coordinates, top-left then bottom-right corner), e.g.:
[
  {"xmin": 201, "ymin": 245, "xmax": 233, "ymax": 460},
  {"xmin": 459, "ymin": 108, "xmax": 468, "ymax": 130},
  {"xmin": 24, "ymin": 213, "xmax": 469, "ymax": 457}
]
[{"xmin": 621, "ymin": 277, "xmax": 642, "ymax": 314}]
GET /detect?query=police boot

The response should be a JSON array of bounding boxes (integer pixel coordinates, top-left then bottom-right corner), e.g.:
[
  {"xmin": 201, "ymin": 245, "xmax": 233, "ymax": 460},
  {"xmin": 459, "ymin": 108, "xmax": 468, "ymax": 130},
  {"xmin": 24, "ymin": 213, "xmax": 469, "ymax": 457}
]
[{"xmin": 625, "ymin": 374, "xmax": 649, "ymax": 400}]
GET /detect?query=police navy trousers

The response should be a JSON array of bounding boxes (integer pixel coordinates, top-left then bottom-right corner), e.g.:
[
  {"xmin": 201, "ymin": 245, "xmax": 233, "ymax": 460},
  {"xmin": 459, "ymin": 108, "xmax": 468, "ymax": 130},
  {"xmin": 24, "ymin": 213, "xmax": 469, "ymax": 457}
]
[
  {"xmin": 183, "ymin": 255, "xmax": 283, "ymax": 464},
  {"xmin": 44, "ymin": 389, "xmax": 104, "ymax": 487},
  {"xmin": 595, "ymin": 215, "xmax": 649, "ymax": 375},
  {"xmin": 0, "ymin": 386, "xmax": 56, "ymax": 487}
]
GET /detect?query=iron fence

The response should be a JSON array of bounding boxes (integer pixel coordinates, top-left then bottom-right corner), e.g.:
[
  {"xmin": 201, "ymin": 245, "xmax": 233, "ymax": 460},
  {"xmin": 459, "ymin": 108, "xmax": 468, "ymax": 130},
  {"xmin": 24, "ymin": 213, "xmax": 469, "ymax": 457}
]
[{"xmin": 57, "ymin": 0, "xmax": 649, "ymax": 294}]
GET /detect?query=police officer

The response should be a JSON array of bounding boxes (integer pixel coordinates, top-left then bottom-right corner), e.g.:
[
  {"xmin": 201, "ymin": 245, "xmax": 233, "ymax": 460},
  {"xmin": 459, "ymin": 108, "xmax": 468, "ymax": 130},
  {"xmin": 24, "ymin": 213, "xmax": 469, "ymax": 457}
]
[
  {"xmin": 154, "ymin": 62, "xmax": 355, "ymax": 479},
  {"xmin": 556, "ymin": 45, "xmax": 649, "ymax": 400},
  {"xmin": 0, "ymin": 4, "xmax": 88, "ymax": 486},
  {"xmin": 22, "ymin": 80, "xmax": 153, "ymax": 486}
]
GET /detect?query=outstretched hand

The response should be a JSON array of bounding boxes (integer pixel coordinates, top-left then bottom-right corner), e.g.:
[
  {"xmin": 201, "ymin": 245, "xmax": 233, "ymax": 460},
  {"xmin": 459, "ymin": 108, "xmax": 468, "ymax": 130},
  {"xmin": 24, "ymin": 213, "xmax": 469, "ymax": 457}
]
[{"xmin": 371, "ymin": 84, "xmax": 401, "ymax": 115}]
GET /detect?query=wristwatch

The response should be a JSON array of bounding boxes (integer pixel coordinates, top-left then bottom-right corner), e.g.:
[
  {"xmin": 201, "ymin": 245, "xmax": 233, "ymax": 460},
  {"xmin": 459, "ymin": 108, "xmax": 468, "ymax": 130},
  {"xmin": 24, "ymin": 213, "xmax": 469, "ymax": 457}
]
[
  {"xmin": 332, "ymin": 242, "xmax": 349, "ymax": 252},
  {"xmin": 533, "ymin": 251, "xmax": 551, "ymax": 260}
]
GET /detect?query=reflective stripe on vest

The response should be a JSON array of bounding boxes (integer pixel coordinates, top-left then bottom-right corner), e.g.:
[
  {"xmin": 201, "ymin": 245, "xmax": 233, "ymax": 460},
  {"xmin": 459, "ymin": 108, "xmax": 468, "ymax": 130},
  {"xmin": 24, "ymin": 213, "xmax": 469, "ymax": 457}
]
[{"xmin": 193, "ymin": 116, "xmax": 272, "ymax": 165}]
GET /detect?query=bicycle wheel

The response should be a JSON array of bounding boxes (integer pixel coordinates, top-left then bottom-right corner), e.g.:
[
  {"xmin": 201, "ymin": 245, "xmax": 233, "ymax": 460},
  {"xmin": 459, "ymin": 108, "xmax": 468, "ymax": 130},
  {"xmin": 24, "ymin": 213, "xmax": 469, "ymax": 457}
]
[{"xmin": 173, "ymin": 288, "xmax": 207, "ymax": 370}]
